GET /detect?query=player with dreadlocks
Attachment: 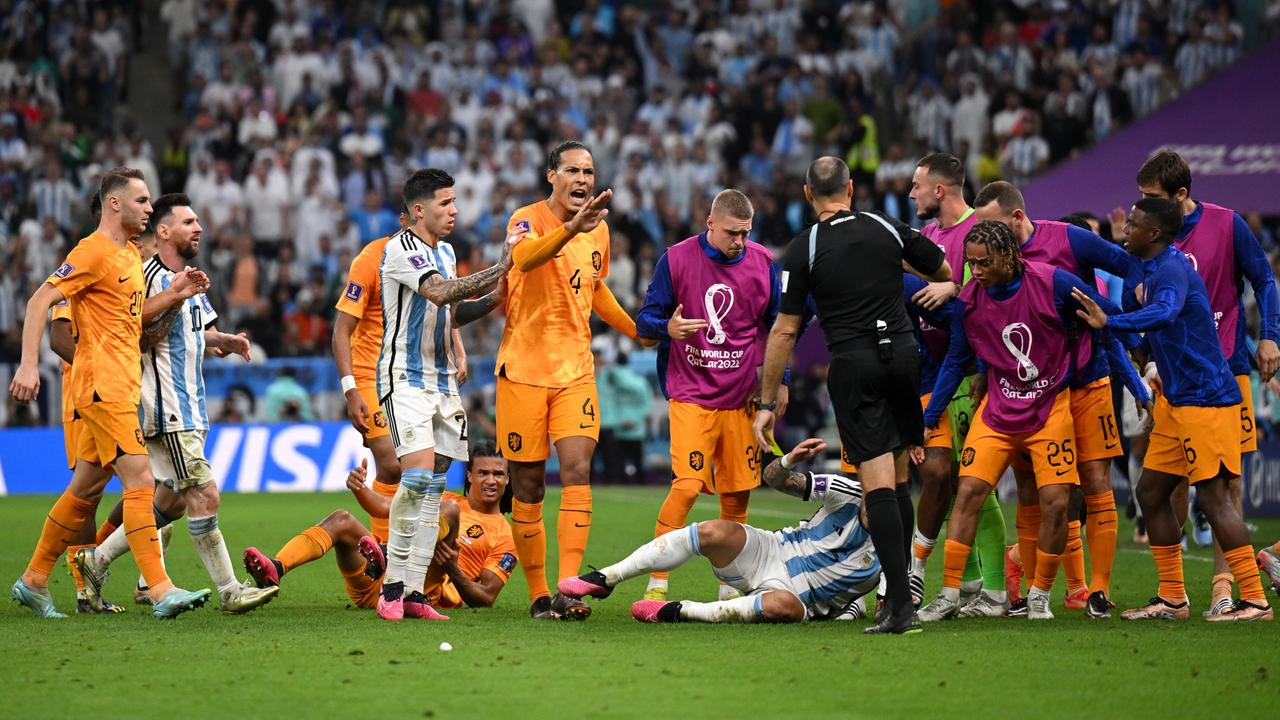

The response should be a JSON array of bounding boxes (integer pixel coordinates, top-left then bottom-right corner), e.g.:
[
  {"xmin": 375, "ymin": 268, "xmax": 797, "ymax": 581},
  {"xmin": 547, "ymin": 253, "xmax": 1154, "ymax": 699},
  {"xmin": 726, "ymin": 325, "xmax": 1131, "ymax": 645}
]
[{"xmin": 917, "ymin": 220, "xmax": 1149, "ymax": 621}]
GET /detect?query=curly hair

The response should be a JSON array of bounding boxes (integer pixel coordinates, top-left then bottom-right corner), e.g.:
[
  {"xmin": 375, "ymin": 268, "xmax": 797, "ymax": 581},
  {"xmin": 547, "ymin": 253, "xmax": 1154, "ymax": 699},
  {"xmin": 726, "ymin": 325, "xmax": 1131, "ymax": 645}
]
[{"xmin": 965, "ymin": 219, "xmax": 1024, "ymax": 277}]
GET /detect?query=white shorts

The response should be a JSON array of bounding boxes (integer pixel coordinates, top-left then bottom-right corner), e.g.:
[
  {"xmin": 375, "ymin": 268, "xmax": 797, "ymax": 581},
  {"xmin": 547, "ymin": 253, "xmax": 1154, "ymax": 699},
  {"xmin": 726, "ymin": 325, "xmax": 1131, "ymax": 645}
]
[
  {"xmin": 382, "ymin": 388, "xmax": 469, "ymax": 461},
  {"xmin": 710, "ymin": 524, "xmax": 808, "ymax": 616},
  {"xmin": 147, "ymin": 430, "xmax": 213, "ymax": 491}
]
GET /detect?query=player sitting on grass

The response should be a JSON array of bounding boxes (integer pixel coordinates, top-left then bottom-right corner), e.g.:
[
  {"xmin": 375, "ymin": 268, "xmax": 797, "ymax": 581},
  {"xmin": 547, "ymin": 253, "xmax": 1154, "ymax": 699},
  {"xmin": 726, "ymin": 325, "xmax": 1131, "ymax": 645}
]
[
  {"xmin": 242, "ymin": 441, "xmax": 516, "ymax": 612},
  {"xmin": 558, "ymin": 438, "xmax": 882, "ymax": 625}
]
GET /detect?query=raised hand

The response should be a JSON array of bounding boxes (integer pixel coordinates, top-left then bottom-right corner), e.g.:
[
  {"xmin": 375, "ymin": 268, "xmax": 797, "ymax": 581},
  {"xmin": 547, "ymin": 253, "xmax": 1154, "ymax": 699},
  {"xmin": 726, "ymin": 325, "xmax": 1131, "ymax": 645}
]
[
  {"xmin": 667, "ymin": 303, "xmax": 709, "ymax": 340},
  {"xmin": 1071, "ymin": 287, "xmax": 1109, "ymax": 329},
  {"xmin": 170, "ymin": 267, "xmax": 210, "ymax": 299},
  {"xmin": 345, "ymin": 459, "xmax": 369, "ymax": 494},
  {"xmin": 498, "ymin": 228, "xmax": 526, "ymax": 271},
  {"xmin": 567, "ymin": 189, "xmax": 612, "ymax": 236},
  {"xmin": 1108, "ymin": 207, "xmax": 1128, "ymax": 242},
  {"xmin": 785, "ymin": 437, "xmax": 829, "ymax": 465}
]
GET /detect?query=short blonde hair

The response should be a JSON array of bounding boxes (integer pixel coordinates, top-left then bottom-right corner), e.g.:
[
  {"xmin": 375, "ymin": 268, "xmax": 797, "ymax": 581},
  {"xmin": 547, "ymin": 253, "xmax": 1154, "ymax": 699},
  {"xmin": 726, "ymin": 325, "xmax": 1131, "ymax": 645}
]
[{"xmin": 710, "ymin": 189, "xmax": 753, "ymax": 220}]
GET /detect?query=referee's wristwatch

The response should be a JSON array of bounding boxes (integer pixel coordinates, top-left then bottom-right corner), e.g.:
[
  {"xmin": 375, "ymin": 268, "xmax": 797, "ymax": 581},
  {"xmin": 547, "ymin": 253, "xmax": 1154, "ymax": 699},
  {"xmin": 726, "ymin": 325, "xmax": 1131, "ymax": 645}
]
[{"xmin": 757, "ymin": 401, "xmax": 777, "ymax": 411}]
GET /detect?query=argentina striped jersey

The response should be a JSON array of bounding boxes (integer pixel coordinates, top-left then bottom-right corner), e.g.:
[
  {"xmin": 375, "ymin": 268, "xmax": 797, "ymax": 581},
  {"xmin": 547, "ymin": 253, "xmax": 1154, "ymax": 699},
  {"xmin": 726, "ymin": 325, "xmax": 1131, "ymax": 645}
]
[
  {"xmin": 776, "ymin": 473, "xmax": 880, "ymax": 618},
  {"xmin": 377, "ymin": 228, "xmax": 459, "ymax": 400},
  {"xmin": 141, "ymin": 255, "xmax": 215, "ymax": 435}
]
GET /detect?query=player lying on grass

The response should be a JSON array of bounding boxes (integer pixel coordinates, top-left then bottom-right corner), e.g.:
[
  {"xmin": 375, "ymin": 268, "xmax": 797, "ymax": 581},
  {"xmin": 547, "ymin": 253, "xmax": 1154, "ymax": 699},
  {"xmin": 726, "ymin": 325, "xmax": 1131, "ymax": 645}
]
[
  {"xmin": 242, "ymin": 441, "xmax": 517, "ymax": 613},
  {"xmin": 559, "ymin": 438, "xmax": 882, "ymax": 625}
]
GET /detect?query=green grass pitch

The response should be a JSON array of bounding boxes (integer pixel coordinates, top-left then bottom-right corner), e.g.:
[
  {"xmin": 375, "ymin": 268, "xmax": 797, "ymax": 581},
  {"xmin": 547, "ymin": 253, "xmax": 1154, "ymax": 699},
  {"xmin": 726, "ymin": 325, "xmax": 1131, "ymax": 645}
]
[{"xmin": 1, "ymin": 486, "xmax": 1277, "ymax": 718}]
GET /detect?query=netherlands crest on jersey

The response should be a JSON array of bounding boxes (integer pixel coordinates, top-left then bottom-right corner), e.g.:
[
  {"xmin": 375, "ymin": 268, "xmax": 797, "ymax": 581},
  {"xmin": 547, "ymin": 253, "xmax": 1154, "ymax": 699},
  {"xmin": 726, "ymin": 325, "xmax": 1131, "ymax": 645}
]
[
  {"xmin": 54, "ymin": 262, "xmax": 74, "ymax": 278},
  {"xmin": 345, "ymin": 281, "xmax": 364, "ymax": 302}
]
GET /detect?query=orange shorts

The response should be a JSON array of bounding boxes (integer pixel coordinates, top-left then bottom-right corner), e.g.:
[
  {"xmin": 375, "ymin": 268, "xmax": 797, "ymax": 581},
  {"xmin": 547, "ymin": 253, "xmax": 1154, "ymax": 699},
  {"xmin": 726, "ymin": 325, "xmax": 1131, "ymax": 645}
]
[
  {"xmin": 357, "ymin": 383, "xmax": 390, "ymax": 441},
  {"xmin": 669, "ymin": 400, "xmax": 762, "ymax": 494},
  {"xmin": 423, "ymin": 576, "xmax": 464, "ymax": 610},
  {"xmin": 1144, "ymin": 396, "xmax": 1241, "ymax": 484},
  {"xmin": 960, "ymin": 391, "xmax": 1079, "ymax": 488},
  {"xmin": 1236, "ymin": 374, "xmax": 1257, "ymax": 453},
  {"xmin": 63, "ymin": 417, "xmax": 82, "ymax": 470},
  {"xmin": 1071, "ymin": 377, "xmax": 1122, "ymax": 462},
  {"xmin": 840, "ymin": 394, "xmax": 949, "ymax": 475},
  {"xmin": 496, "ymin": 376, "xmax": 599, "ymax": 462},
  {"xmin": 76, "ymin": 401, "xmax": 145, "ymax": 466},
  {"xmin": 344, "ymin": 572, "xmax": 381, "ymax": 609}
]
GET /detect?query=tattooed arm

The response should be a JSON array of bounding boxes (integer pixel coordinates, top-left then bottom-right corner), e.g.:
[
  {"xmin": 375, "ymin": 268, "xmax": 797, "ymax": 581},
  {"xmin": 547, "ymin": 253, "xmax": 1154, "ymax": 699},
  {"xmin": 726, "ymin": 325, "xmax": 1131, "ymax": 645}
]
[
  {"xmin": 140, "ymin": 304, "xmax": 182, "ymax": 352},
  {"xmin": 761, "ymin": 438, "xmax": 829, "ymax": 499}
]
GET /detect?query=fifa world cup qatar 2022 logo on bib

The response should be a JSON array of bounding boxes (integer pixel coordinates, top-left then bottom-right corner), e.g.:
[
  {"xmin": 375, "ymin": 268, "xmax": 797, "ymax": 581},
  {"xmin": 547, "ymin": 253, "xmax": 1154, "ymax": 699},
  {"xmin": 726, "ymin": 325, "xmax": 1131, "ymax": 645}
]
[
  {"xmin": 999, "ymin": 322, "xmax": 1054, "ymax": 400},
  {"xmin": 703, "ymin": 283, "xmax": 734, "ymax": 345}
]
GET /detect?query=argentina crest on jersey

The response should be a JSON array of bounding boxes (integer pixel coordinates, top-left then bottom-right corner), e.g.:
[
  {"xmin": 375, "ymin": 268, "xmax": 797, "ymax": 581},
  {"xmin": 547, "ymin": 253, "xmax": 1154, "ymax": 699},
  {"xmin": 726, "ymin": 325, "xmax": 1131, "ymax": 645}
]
[{"xmin": 140, "ymin": 256, "xmax": 216, "ymax": 436}]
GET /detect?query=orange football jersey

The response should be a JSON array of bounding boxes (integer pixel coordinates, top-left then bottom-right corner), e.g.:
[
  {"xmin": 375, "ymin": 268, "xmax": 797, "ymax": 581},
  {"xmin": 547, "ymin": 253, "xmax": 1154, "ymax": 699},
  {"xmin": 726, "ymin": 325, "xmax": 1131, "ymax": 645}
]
[
  {"xmin": 334, "ymin": 237, "xmax": 389, "ymax": 387},
  {"xmin": 47, "ymin": 232, "xmax": 145, "ymax": 408},
  {"xmin": 498, "ymin": 200, "xmax": 610, "ymax": 388},
  {"xmin": 447, "ymin": 493, "xmax": 518, "ymax": 583}
]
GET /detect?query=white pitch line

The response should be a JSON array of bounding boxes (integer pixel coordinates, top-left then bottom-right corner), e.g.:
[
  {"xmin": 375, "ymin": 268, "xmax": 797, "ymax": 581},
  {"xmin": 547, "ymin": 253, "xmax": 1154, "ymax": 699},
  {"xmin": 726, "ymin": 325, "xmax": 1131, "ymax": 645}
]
[{"xmin": 1119, "ymin": 547, "xmax": 1213, "ymax": 563}]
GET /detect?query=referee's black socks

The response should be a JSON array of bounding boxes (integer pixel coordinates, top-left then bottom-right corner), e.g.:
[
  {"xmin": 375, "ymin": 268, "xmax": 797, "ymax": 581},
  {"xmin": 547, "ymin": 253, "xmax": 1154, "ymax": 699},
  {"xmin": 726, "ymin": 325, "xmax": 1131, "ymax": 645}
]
[
  {"xmin": 896, "ymin": 484, "xmax": 914, "ymax": 563},
  {"xmin": 866, "ymin": 487, "xmax": 910, "ymax": 611}
]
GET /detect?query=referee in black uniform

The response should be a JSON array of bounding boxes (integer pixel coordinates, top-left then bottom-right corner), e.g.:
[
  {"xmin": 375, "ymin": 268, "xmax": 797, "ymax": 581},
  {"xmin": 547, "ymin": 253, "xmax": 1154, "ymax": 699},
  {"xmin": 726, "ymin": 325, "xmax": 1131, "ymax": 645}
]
[{"xmin": 753, "ymin": 157, "xmax": 952, "ymax": 635}]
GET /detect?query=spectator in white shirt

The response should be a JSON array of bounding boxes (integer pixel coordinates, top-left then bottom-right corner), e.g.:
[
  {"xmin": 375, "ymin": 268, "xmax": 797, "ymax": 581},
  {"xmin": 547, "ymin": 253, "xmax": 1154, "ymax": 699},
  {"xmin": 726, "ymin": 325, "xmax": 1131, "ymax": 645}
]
[
  {"xmin": 244, "ymin": 157, "xmax": 292, "ymax": 256},
  {"xmin": 951, "ymin": 74, "xmax": 989, "ymax": 155},
  {"xmin": 202, "ymin": 159, "xmax": 246, "ymax": 235},
  {"xmin": 338, "ymin": 106, "xmax": 384, "ymax": 160},
  {"xmin": 1001, "ymin": 115, "xmax": 1050, "ymax": 186}
]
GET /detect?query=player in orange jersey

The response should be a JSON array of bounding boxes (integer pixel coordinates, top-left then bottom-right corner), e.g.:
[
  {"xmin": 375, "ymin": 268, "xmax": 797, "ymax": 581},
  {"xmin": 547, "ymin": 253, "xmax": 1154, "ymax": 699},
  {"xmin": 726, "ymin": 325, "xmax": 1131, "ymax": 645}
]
[
  {"xmin": 9, "ymin": 167, "xmax": 212, "ymax": 619},
  {"xmin": 499, "ymin": 140, "xmax": 653, "ymax": 620},
  {"xmin": 243, "ymin": 441, "xmax": 516, "ymax": 610}
]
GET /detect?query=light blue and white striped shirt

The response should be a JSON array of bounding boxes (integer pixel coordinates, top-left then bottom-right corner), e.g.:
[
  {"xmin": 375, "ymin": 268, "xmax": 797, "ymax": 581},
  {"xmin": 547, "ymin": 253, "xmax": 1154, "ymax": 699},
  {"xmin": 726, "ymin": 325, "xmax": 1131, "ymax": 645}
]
[
  {"xmin": 377, "ymin": 228, "xmax": 459, "ymax": 400},
  {"xmin": 141, "ymin": 255, "xmax": 215, "ymax": 436},
  {"xmin": 776, "ymin": 473, "xmax": 880, "ymax": 618}
]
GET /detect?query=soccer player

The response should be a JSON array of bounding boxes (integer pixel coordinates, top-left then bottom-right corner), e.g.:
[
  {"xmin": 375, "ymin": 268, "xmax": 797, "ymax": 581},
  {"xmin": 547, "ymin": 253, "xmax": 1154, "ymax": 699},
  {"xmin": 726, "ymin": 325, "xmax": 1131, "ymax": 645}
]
[
  {"xmin": 376, "ymin": 168, "xmax": 514, "ymax": 621},
  {"xmin": 1130, "ymin": 150, "xmax": 1279, "ymax": 615},
  {"xmin": 243, "ymin": 442, "xmax": 517, "ymax": 611},
  {"xmin": 973, "ymin": 180, "xmax": 1143, "ymax": 617},
  {"xmin": 1073, "ymin": 198, "xmax": 1272, "ymax": 622},
  {"xmin": 75, "ymin": 194, "xmax": 277, "ymax": 614},
  {"xmin": 917, "ymin": 220, "xmax": 1148, "ymax": 621},
  {"xmin": 333, "ymin": 212, "xmax": 405, "ymax": 544},
  {"xmin": 9, "ymin": 167, "xmax": 211, "ymax": 619},
  {"xmin": 499, "ymin": 140, "xmax": 649, "ymax": 620},
  {"xmin": 633, "ymin": 188, "xmax": 783, "ymax": 602},
  {"xmin": 905, "ymin": 152, "xmax": 1005, "ymax": 612},
  {"xmin": 48, "ymin": 298, "xmax": 123, "ymax": 613},
  {"xmin": 558, "ymin": 438, "xmax": 880, "ymax": 624}
]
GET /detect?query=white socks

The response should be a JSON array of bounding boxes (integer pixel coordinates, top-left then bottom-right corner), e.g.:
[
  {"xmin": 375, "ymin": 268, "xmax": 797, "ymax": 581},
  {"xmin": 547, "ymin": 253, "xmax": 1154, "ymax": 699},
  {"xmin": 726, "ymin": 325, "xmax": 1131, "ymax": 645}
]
[
  {"xmin": 188, "ymin": 514, "xmax": 238, "ymax": 598},
  {"xmin": 384, "ymin": 468, "xmax": 431, "ymax": 587},
  {"xmin": 911, "ymin": 529, "xmax": 936, "ymax": 576},
  {"xmin": 603, "ymin": 524, "xmax": 701, "ymax": 587},
  {"xmin": 403, "ymin": 471, "xmax": 447, "ymax": 594},
  {"xmin": 679, "ymin": 595, "xmax": 763, "ymax": 623}
]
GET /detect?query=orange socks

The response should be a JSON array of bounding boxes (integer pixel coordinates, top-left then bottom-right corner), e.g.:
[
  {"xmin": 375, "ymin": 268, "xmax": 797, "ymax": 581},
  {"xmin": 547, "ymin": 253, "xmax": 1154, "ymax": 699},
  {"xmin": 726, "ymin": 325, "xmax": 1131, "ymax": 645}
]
[
  {"xmin": 1084, "ymin": 491, "xmax": 1117, "ymax": 594},
  {"xmin": 1063, "ymin": 520, "xmax": 1086, "ymax": 592},
  {"xmin": 25, "ymin": 489, "xmax": 95, "ymax": 583},
  {"xmin": 558, "ymin": 485, "xmax": 592, "ymax": 581},
  {"xmin": 718, "ymin": 490, "xmax": 750, "ymax": 525},
  {"xmin": 369, "ymin": 480, "xmax": 398, "ymax": 543},
  {"xmin": 512, "ymin": 498, "xmax": 548, "ymax": 600},
  {"xmin": 1032, "ymin": 549, "xmax": 1062, "ymax": 592},
  {"xmin": 942, "ymin": 540, "xmax": 971, "ymax": 589},
  {"xmin": 95, "ymin": 519, "xmax": 118, "ymax": 546},
  {"xmin": 276, "ymin": 526, "xmax": 334, "ymax": 572},
  {"xmin": 122, "ymin": 486, "xmax": 172, "ymax": 597},
  {"xmin": 650, "ymin": 479, "xmax": 701, "ymax": 581},
  {"xmin": 1015, "ymin": 504, "xmax": 1041, "ymax": 592},
  {"xmin": 1151, "ymin": 544, "xmax": 1186, "ymax": 602},
  {"xmin": 1223, "ymin": 545, "xmax": 1267, "ymax": 602}
]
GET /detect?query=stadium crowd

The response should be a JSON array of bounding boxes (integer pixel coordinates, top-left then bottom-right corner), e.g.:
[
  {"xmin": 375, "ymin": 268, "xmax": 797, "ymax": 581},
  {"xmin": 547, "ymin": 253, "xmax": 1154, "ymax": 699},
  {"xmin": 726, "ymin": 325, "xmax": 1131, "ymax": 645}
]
[{"xmin": 1, "ymin": 0, "xmax": 1279, "ymax": 428}]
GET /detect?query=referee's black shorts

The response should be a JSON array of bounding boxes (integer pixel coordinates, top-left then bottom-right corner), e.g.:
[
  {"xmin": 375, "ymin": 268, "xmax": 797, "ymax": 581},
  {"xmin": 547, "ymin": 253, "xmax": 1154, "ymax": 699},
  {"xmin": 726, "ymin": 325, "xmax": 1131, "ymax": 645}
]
[{"xmin": 827, "ymin": 336, "xmax": 924, "ymax": 466}]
